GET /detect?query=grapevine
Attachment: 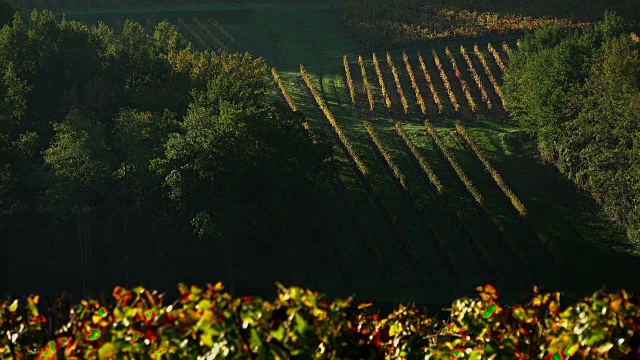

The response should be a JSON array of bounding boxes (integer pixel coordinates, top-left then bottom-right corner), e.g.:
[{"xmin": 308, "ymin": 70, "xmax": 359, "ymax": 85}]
[
  {"xmin": 460, "ymin": 45, "xmax": 491, "ymax": 110},
  {"xmin": 445, "ymin": 47, "xmax": 476, "ymax": 112},
  {"xmin": 402, "ymin": 51, "xmax": 426, "ymax": 115}
]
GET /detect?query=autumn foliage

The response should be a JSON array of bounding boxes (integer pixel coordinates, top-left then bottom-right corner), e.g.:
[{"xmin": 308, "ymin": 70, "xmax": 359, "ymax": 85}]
[{"xmin": 2, "ymin": 283, "xmax": 639, "ymax": 359}]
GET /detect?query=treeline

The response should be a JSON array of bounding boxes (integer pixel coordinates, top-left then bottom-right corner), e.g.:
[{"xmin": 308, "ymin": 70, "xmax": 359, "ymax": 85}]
[
  {"xmin": 0, "ymin": 6, "xmax": 339, "ymax": 298},
  {"xmin": 504, "ymin": 12, "xmax": 640, "ymax": 245},
  {"xmin": 7, "ymin": 0, "xmax": 321, "ymax": 12}
]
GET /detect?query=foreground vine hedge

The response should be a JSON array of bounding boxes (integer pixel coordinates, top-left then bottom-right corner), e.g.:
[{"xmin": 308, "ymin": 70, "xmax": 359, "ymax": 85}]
[{"xmin": 1, "ymin": 283, "xmax": 639, "ymax": 359}]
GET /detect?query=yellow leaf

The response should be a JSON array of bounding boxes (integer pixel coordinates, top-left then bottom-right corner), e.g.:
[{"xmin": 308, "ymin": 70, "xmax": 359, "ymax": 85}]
[{"xmin": 98, "ymin": 342, "xmax": 118, "ymax": 359}]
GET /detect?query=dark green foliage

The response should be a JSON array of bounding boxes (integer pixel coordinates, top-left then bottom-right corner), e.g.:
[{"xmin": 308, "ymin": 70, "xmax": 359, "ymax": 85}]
[
  {"xmin": 504, "ymin": 12, "xmax": 640, "ymax": 245},
  {"xmin": 1, "ymin": 8, "xmax": 338, "ymax": 299},
  {"xmin": 1, "ymin": 283, "xmax": 639, "ymax": 359}
]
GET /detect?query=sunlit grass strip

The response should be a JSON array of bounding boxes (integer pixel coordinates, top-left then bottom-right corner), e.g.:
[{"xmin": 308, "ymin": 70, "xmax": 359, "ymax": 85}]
[
  {"xmin": 343, "ymin": 55, "xmax": 357, "ymax": 106},
  {"xmin": 432, "ymin": 50, "xmax": 459, "ymax": 112},
  {"xmin": 358, "ymin": 55, "xmax": 375, "ymax": 111},
  {"xmin": 418, "ymin": 52, "xmax": 443, "ymax": 113},
  {"xmin": 300, "ymin": 65, "xmax": 368, "ymax": 177},
  {"xmin": 445, "ymin": 47, "xmax": 476, "ymax": 112},
  {"xmin": 460, "ymin": 46, "xmax": 491, "ymax": 110},
  {"xmin": 474, "ymin": 45, "xmax": 506, "ymax": 108},
  {"xmin": 455, "ymin": 122, "xmax": 527, "ymax": 216},
  {"xmin": 632, "ymin": 32, "xmax": 640, "ymax": 43},
  {"xmin": 386, "ymin": 52, "xmax": 410, "ymax": 114},
  {"xmin": 488, "ymin": 43, "xmax": 507, "ymax": 73},
  {"xmin": 373, "ymin": 52, "xmax": 391, "ymax": 110},
  {"xmin": 176, "ymin": 17, "xmax": 209, "ymax": 50},
  {"xmin": 424, "ymin": 119, "xmax": 484, "ymax": 208},
  {"xmin": 502, "ymin": 42, "xmax": 512, "ymax": 58},
  {"xmin": 192, "ymin": 17, "xmax": 227, "ymax": 51},
  {"xmin": 271, "ymin": 67, "xmax": 298, "ymax": 112},
  {"xmin": 394, "ymin": 123, "xmax": 444, "ymax": 197},
  {"xmin": 402, "ymin": 51, "xmax": 426, "ymax": 115}
]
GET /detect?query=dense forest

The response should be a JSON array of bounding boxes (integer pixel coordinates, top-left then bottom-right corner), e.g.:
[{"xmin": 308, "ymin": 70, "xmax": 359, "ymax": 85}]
[
  {"xmin": 504, "ymin": 12, "xmax": 640, "ymax": 246},
  {"xmin": 0, "ymin": 2, "xmax": 346, "ymax": 300}
]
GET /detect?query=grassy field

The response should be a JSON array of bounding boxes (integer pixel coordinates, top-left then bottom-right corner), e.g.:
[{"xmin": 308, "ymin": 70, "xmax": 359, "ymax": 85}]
[
  {"xmin": 25, "ymin": 0, "xmax": 640, "ymax": 310},
  {"xmin": 52, "ymin": 2, "xmax": 361, "ymax": 70}
]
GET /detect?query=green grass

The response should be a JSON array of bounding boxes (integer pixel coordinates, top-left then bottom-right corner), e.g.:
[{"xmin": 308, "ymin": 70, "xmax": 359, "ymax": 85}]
[
  {"xmin": 276, "ymin": 41, "xmax": 640, "ymax": 307},
  {"xmin": 55, "ymin": 1, "xmax": 362, "ymax": 71},
  {"xmin": 40, "ymin": 0, "xmax": 640, "ymax": 308}
]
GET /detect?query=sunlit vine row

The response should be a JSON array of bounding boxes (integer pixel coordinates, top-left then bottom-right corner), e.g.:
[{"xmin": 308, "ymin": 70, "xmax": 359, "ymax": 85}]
[
  {"xmin": 502, "ymin": 42, "xmax": 512, "ymax": 58},
  {"xmin": 272, "ymin": 67, "xmax": 319, "ymax": 144},
  {"xmin": 445, "ymin": 47, "xmax": 476, "ymax": 112},
  {"xmin": 432, "ymin": 50, "xmax": 459, "ymax": 112},
  {"xmin": 424, "ymin": 119, "xmax": 484, "ymax": 208},
  {"xmin": 300, "ymin": 65, "xmax": 368, "ymax": 177},
  {"xmin": 402, "ymin": 51, "xmax": 426, "ymax": 115},
  {"xmin": 488, "ymin": 43, "xmax": 506, "ymax": 73},
  {"xmin": 372, "ymin": 52, "xmax": 391, "ymax": 110},
  {"xmin": 460, "ymin": 46, "xmax": 491, "ymax": 110},
  {"xmin": 386, "ymin": 52, "xmax": 410, "ymax": 114},
  {"xmin": 474, "ymin": 45, "xmax": 506, "ymax": 107},
  {"xmin": 192, "ymin": 17, "xmax": 227, "ymax": 51},
  {"xmin": 271, "ymin": 67, "xmax": 298, "ymax": 112},
  {"xmin": 394, "ymin": 123, "xmax": 444, "ymax": 196},
  {"xmin": 455, "ymin": 122, "xmax": 527, "ymax": 216},
  {"xmin": 358, "ymin": 56, "xmax": 375, "ymax": 111},
  {"xmin": 417, "ymin": 52, "xmax": 443, "ymax": 113},
  {"xmin": 343, "ymin": 55, "xmax": 357, "ymax": 106}
]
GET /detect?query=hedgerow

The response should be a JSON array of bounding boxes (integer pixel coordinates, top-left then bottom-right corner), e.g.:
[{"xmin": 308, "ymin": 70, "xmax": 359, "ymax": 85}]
[{"xmin": 1, "ymin": 283, "xmax": 639, "ymax": 359}]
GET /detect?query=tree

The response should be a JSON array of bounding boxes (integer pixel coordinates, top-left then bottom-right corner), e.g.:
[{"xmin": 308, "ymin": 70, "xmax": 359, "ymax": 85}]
[{"xmin": 42, "ymin": 110, "xmax": 115, "ymax": 296}]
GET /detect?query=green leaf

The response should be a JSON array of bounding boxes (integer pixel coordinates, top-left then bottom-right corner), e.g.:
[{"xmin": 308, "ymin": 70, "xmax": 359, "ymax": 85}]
[
  {"xmin": 389, "ymin": 323, "xmax": 401, "ymax": 337},
  {"xmin": 9, "ymin": 299, "xmax": 18, "ymax": 312},
  {"xmin": 293, "ymin": 313, "xmax": 308, "ymax": 335},
  {"xmin": 587, "ymin": 329, "xmax": 607, "ymax": 346},
  {"xmin": 469, "ymin": 349, "xmax": 483, "ymax": 360},
  {"xmin": 270, "ymin": 326, "xmax": 285, "ymax": 342}
]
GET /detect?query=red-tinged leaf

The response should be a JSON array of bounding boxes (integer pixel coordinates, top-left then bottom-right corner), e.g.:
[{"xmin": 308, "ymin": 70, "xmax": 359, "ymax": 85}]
[
  {"xmin": 243, "ymin": 296, "xmax": 253, "ymax": 305},
  {"xmin": 145, "ymin": 328, "xmax": 157, "ymax": 342},
  {"xmin": 358, "ymin": 302, "xmax": 373, "ymax": 309},
  {"xmin": 177, "ymin": 283, "xmax": 189, "ymax": 296},
  {"xmin": 112, "ymin": 287, "xmax": 122, "ymax": 301}
]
